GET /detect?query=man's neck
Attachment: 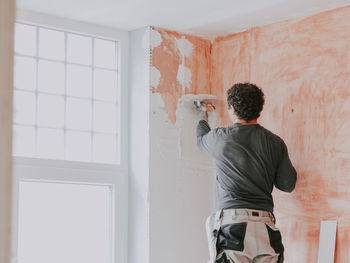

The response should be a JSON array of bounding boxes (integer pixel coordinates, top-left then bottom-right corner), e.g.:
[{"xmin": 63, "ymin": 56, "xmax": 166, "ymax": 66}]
[{"xmin": 237, "ymin": 119, "xmax": 258, "ymax": 125}]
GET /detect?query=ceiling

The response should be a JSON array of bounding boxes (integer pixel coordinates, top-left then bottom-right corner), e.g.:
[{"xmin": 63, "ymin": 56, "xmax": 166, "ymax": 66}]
[{"xmin": 17, "ymin": 0, "xmax": 350, "ymax": 38}]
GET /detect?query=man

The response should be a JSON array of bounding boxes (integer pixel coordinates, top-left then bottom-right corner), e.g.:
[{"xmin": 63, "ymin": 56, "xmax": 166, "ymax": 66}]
[{"xmin": 196, "ymin": 83, "xmax": 297, "ymax": 263}]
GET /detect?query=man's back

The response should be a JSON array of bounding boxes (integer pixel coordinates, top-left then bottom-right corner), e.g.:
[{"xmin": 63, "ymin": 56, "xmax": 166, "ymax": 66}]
[
  {"xmin": 197, "ymin": 121, "xmax": 297, "ymax": 212},
  {"xmin": 198, "ymin": 83, "xmax": 296, "ymax": 263}
]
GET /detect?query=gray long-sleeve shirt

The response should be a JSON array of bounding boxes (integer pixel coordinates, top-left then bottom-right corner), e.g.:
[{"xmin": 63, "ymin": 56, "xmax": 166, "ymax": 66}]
[{"xmin": 197, "ymin": 120, "xmax": 297, "ymax": 212}]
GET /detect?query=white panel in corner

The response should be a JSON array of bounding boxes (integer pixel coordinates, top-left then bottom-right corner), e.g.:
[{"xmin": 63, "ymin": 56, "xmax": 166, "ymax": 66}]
[{"xmin": 317, "ymin": 220, "xmax": 337, "ymax": 263}]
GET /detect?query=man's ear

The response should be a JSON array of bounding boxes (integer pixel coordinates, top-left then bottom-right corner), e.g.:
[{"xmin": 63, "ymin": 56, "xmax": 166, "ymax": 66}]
[
  {"xmin": 230, "ymin": 105, "xmax": 236, "ymax": 114},
  {"xmin": 228, "ymin": 105, "xmax": 237, "ymax": 123}
]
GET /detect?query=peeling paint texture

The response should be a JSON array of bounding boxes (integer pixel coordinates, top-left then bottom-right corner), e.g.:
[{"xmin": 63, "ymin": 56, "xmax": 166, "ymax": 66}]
[{"xmin": 151, "ymin": 28, "xmax": 212, "ymax": 123}]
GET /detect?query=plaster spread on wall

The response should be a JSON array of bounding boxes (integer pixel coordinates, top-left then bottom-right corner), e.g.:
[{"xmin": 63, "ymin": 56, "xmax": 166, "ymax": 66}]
[
  {"xmin": 176, "ymin": 37, "xmax": 194, "ymax": 57},
  {"xmin": 149, "ymin": 29, "xmax": 216, "ymax": 262},
  {"xmin": 176, "ymin": 37, "xmax": 194, "ymax": 94},
  {"xmin": 151, "ymin": 27, "xmax": 212, "ymax": 123},
  {"xmin": 150, "ymin": 66, "xmax": 161, "ymax": 88},
  {"xmin": 176, "ymin": 64, "xmax": 192, "ymax": 93},
  {"xmin": 150, "ymin": 91, "xmax": 216, "ymax": 263},
  {"xmin": 176, "ymin": 94, "xmax": 217, "ymax": 160},
  {"xmin": 150, "ymin": 29, "xmax": 162, "ymax": 49},
  {"xmin": 179, "ymin": 94, "xmax": 218, "ymax": 128}
]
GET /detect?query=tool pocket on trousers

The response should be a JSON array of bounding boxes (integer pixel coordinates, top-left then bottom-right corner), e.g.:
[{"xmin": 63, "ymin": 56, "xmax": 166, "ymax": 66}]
[
  {"xmin": 216, "ymin": 222, "xmax": 247, "ymax": 253},
  {"xmin": 265, "ymin": 224, "xmax": 284, "ymax": 262},
  {"xmin": 215, "ymin": 253, "xmax": 231, "ymax": 263}
]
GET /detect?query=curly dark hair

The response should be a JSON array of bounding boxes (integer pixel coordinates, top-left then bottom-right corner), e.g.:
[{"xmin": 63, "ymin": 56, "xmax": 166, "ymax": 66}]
[{"xmin": 227, "ymin": 83, "xmax": 265, "ymax": 121}]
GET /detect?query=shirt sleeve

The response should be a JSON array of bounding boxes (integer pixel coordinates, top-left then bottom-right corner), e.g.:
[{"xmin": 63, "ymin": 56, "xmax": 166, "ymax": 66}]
[
  {"xmin": 196, "ymin": 120, "xmax": 219, "ymax": 156},
  {"xmin": 274, "ymin": 141, "xmax": 297, "ymax": 192}
]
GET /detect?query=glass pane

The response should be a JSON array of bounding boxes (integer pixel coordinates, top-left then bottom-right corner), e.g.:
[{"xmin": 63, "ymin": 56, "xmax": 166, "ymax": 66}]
[
  {"xmin": 94, "ymin": 39, "xmax": 116, "ymax": 69},
  {"xmin": 39, "ymin": 28, "xmax": 65, "ymax": 60},
  {"xmin": 66, "ymin": 131, "xmax": 91, "ymax": 161},
  {"xmin": 37, "ymin": 128, "xmax": 64, "ymax": 159},
  {"xmin": 38, "ymin": 60, "xmax": 65, "ymax": 94},
  {"xmin": 15, "ymin": 23, "xmax": 36, "ymax": 56},
  {"xmin": 18, "ymin": 182, "xmax": 112, "ymax": 263},
  {"xmin": 66, "ymin": 98, "xmax": 92, "ymax": 131},
  {"xmin": 37, "ymin": 94, "xmax": 65, "ymax": 128},
  {"xmin": 67, "ymin": 65, "xmax": 92, "ymax": 98},
  {"xmin": 93, "ymin": 133, "xmax": 117, "ymax": 163},
  {"xmin": 94, "ymin": 69, "xmax": 117, "ymax": 102},
  {"xmin": 67, "ymin": 34, "xmax": 92, "ymax": 65},
  {"xmin": 13, "ymin": 125, "xmax": 36, "ymax": 156},
  {"xmin": 93, "ymin": 102, "xmax": 117, "ymax": 133},
  {"xmin": 14, "ymin": 56, "xmax": 36, "ymax": 91},
  {"xmin": 13, "ymin": 91, "xmax": 36, "ymax": 125}
]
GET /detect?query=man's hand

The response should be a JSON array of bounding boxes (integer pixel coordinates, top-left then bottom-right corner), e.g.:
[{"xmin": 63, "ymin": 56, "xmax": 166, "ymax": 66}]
[
  {"xmin": 194, "ymin": 101, "xmax": 209, "ymax": 122},
  {"xmin": 199, "ymin": 110, "xmax": 208, "ymax": 122}
]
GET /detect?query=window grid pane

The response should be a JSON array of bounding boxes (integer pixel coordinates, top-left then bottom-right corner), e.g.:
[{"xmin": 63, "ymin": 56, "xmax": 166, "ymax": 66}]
[
  {"xmin": 13, "ymin": 22, "xmax": 120, "ymax": 164},
  {"xmin": 38, "ymin": 28, "xmax": 65, "ymax": 61},
  {"xmin": 67, "ymin": 33, "xmax": 92, "ymax": 65},
  {"xmin": 15, "ymin": 24, "xmax": 37, "ymax": 56},
  {"xmin": 14, "ymin": 56, "xmax": 37, "ymax": 91}
]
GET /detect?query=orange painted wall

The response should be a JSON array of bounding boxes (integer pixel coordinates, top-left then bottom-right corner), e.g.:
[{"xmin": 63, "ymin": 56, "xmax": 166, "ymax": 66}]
[
  {"xmin": 212, "ymin": 6, "xmax": 350, "ymax": 262},
  {"xmin": 151, "ymin": 27, "xmax": 212, "ymax": 123},
  {"xmin": 151, "ymin": 5, "xmax": 350, "ymax": 262}
]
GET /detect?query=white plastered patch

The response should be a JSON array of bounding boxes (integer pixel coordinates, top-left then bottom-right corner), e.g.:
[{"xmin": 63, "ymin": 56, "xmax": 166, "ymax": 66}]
[
  {"xmin": 176, "ymin": 37, "xmax": 193, "ymax": 58},
  {"xmin": 175, "ymin": 37, "xmax": 194, "ymax": 93},
  {"xmin": 150, "ymin": 29, "xmax": 162, "ymax": 50},
  {"xmin": 150, "ymin": 66, "xmax": 161, "ymax": 88},
  {"xmin": 177, "ymin": 64, "xmax": 192, "ymax": 92}
]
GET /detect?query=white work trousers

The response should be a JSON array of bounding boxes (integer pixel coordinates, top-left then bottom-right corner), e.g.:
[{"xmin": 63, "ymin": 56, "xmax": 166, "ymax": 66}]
[{"xmin": 206, "ymin": 209, "xmax": 284, "ymax": 263}]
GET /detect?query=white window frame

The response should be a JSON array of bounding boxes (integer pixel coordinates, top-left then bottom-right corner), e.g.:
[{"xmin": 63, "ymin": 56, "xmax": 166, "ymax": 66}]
[{"xmin": 12, "ymin": 10, "xmax": 129, "ymax": 263}]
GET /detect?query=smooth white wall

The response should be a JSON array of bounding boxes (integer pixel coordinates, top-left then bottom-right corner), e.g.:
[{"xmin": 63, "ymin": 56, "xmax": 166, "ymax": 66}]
[
  {"xmin": 128, "ymin": 27, "xmax": 151, "ymax": 263},
  {"xmin": 0, "ymin": 0, "xmax": 14, "ymax": 261}
]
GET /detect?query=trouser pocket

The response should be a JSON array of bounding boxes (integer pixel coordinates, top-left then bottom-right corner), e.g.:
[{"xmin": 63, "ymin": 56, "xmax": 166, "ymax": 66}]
[
  {"xmin": 265, "ymin": 224, "xmax": 284, "ymax": 263},
  {"xmin": 216, "ymin": 222, "xmax": 247, "ymax": 253},
  {"xmin": 215, "ymin": 253, "xmax": 231, "ymax": 263},
  {"xmin": 206, "ymin": 214, "xmax": 247, "ymax": 263}
]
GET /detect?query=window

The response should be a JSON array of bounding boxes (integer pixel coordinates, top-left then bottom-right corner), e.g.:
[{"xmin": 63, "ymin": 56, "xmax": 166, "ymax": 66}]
[
  {"xmin": 14, "ymin": 22, "xmax": 120, "ymax": 164},
  {"xmin": 12, "ymin": 14, "xmax": 128, "ymax": 263},
  {"xmin": 18, "ymin": 181, "xmax": 113, "ymax": 263}
]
